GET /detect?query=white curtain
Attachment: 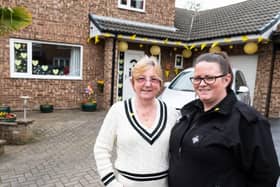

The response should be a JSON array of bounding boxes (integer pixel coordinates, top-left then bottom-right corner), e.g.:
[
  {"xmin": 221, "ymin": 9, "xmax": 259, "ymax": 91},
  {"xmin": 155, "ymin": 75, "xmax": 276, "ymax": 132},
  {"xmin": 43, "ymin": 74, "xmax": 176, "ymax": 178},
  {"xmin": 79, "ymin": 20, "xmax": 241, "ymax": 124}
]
[{"xmin": 69, "ymin": 47, "xmax": 80, "ymax": 76}]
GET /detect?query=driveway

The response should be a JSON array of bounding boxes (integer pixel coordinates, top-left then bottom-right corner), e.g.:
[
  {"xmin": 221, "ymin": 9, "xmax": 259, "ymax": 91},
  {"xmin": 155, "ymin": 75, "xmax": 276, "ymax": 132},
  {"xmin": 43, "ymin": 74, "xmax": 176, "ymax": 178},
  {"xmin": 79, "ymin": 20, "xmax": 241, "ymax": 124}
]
[{"xmin": 0, "ymin": 110, "xmax": 280, "ymax": 186}]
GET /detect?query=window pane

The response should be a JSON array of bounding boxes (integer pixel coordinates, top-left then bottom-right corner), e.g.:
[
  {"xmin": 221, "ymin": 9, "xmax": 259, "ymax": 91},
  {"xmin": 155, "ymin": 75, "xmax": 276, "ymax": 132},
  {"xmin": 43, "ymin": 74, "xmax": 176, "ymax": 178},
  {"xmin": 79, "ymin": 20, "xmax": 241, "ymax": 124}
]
[
  {"xmin": 131, "ymin": 0, "xmax": 143, "ymax": 9},
  {"xmin": 120, "ymin": 0, "xmax": 127, "ymax": 5},
  {"xmin": 14, "ymin": 42, "xmax": 28, "ymax": 73},
  {"xmin": 170, "ymin": 71, "xmax": 194, "ymax": 91},
  {"xmin": 32, "ymin": 43, "xmax": 80, "ymax": 76}
]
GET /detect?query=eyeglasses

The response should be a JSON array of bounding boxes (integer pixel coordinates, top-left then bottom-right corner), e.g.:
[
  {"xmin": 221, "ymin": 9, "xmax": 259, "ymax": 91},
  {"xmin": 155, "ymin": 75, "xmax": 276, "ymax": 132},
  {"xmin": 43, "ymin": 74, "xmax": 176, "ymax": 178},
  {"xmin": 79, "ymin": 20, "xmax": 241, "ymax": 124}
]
[
  {"xmin": 190, "ymin": 74, "xmax": 227, "ymax": 85},
  {"xmin": 135, "ymin": 76, "xmax": 162, "ymax": 84}
]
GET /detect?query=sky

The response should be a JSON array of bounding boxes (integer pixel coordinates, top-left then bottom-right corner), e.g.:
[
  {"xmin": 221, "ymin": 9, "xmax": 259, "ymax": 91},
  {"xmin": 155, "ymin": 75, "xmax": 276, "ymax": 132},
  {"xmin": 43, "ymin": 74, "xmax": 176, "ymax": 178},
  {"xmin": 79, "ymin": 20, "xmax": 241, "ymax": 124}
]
[{"xmin": 175, "ymin": 0, "xmax": 247, "ymax": 10}]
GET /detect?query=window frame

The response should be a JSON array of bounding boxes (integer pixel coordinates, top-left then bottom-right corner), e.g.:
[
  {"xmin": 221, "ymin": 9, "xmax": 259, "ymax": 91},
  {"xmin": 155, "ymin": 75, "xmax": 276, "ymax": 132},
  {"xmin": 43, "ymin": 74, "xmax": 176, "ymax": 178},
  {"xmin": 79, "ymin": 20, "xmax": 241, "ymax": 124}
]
[
  {"xmin": 174, "ymin": 54, "xmax": 184, "ymax": 69},
  {"xmin": 10, "ymin": 38, "xmax": 83, "ymax": 80},
  {"xmin": 118, "ymin": 0, "xmax": 145, "ymax": 12}
]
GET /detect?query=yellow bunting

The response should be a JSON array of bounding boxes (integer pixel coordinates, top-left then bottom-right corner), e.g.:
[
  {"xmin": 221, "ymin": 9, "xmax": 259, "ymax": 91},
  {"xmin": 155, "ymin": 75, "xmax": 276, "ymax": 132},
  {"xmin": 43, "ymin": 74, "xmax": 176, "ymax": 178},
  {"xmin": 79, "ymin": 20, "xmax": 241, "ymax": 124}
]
[
  {"xmin": 143, "ymin": 37, "xmax": 148, "ymax": 41},
  {"xmin": 258, "ymin": 36, "xmax": 264, "ymax": 43},
  {"xmin": 118, "ymin": 41, "xmax": 128, "ymax": 52},
  {"xmin": 211, "ymin": 41, "xmax": 219, "ymax": 48},
  {"xmin": 150, "ymin": 45, "xmax": 161, "ymax": 55},
  {"xmin": 209, "ymin": 46, "xmax": 221, "ymax": 53},
  {"xmin": 241, "ymin": 35, "xmax": 249, "ymax": 42},
  {"xmin": 95, "ymin": 35, "xmax": 100, "ymax": 44},
  {"xmin": 190, "ymin": 44, "xmax": 196, "ymax": 50},
  {"xmin": 200, "ymin": 43, "xmax": 207, "ymax": 50},
  {"xmin": 117, "ymin": 34, "xmax": 123, "ymax": 39},
  {"xmin": 183, "ymin": 44, "xmax": 189, "ymax": 49},
  {"xmin": 130, "ymin": 34, "xmax": 136, "ymax": 40},
  {"xmin": 243, "ymin": 42, "xmax": 258, "ymax": 54},
  {"xmin": 164, "ymin": 70, "xmax": 170, "ymax": 79},
  {"xmin": 163, "ymin": 38, "xmax": 168, "ymax": 44},
  {"xmin": 182, "ymin": 49, "xmax": 192, "ymax": 58}
]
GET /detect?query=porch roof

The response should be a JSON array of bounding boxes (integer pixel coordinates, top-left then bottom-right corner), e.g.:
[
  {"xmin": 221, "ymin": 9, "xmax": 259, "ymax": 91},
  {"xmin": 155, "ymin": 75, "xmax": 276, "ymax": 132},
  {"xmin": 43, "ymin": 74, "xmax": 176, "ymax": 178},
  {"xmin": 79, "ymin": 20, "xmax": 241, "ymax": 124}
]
[{"xmin": 89, "ymin": 0, "xmax": 280, "ymax": 43}]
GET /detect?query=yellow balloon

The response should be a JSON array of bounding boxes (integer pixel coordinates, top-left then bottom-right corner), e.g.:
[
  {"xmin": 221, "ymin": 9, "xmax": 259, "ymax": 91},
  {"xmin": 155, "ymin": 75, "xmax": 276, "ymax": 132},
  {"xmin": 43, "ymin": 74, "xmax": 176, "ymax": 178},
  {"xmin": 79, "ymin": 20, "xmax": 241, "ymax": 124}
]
[
  {"xmin": 209, "ymin": 46, "xmax": 221, "ymax": 53},
  {"xmin": 150, "ymin": 45, "xmax": 161, "ymax": 55},
  {"xmin": 182, "ymin": 49, "xmax": 192, "ymax": 58},
  {"xmin": 243, "ymin": 42, "xmax": 258, "ymax": 54},
  {"xmin": 118, "ymin": 41, "xmax": 128, "ymax": 52}
]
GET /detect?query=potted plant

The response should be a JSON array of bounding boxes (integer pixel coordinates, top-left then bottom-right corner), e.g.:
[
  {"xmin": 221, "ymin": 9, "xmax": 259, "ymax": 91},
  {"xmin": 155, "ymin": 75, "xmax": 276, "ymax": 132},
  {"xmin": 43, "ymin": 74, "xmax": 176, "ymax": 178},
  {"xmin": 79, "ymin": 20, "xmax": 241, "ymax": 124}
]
[
  {"xmin": 40, "ymin": 103, "xmax": 54, "ymax": 113},
  {"xmin": 0, "ymin": 103, "xmax": 11, "ymax": 113},
  {"xmin": 81, "ymin": 82, "xmax": 97, "ymax": 112}
]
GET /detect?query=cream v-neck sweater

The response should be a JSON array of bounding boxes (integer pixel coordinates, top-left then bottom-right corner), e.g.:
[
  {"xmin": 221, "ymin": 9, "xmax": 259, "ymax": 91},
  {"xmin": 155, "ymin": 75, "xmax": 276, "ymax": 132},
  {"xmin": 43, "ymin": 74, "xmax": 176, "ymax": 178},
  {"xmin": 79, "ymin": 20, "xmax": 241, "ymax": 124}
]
[{"xmin": 94, "ymin": 98, "xmax": 179, "ymax": 187}]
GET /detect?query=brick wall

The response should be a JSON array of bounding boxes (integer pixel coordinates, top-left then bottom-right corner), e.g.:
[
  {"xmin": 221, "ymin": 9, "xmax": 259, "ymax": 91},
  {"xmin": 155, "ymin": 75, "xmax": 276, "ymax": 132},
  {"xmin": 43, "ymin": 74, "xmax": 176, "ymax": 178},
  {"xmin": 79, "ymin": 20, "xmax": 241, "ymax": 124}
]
[
  {"xmin": 0, "ymin": 0, "xmax": 175, "ymax": 111},
  {"xmin": 89, "ymin": 0, "xmax": 175, "ymax": 27}
]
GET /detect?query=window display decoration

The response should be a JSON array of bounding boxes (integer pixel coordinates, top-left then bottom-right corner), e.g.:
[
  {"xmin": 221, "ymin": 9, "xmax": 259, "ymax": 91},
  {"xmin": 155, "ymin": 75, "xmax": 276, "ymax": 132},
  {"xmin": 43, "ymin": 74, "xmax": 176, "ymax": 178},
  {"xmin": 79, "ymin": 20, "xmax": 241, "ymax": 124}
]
[
  {"xmin": 243, "ymin": 42, "xmax": 258, "ymax": 54},
  {"xmin": 150, "ymin": 45, "xmax": 161, "ymax": 55},
  {"xmin": 118, "ymin": 41, "xmax": 128, "ymax": 52},
  {"xmin": 182, "ymin": 49, "xmax": 192, "ymax": 58}
]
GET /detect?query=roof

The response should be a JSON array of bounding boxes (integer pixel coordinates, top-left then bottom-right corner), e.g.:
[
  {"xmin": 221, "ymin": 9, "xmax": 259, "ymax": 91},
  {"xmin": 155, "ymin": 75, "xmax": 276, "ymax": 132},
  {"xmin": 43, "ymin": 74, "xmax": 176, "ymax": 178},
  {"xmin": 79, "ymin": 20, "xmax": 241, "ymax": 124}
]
[{"xmin": 89, "ymin": 0, "xmax": 280, "ymax": 42}]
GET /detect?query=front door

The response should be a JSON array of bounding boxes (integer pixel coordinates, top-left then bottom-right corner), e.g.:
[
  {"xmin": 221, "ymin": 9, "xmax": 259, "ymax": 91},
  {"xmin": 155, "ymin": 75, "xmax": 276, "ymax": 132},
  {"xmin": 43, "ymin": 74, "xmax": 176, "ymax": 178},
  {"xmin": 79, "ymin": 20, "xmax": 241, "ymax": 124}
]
[{"xmin": 122, "ymin": 50, "xmax": 145, "ymax": 100}]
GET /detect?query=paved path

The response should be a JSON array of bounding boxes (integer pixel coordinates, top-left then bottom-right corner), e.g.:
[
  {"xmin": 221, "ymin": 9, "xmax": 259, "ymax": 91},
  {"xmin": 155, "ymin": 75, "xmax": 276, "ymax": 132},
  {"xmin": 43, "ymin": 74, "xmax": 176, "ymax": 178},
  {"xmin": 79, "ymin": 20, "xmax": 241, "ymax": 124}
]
[
  {"xmin": 0, "ymin": 110, "xmax": 280, "ymax": 187},
  {"xmin": 0, "ymin": 110, "xmax": 105, "ymax": 187}
]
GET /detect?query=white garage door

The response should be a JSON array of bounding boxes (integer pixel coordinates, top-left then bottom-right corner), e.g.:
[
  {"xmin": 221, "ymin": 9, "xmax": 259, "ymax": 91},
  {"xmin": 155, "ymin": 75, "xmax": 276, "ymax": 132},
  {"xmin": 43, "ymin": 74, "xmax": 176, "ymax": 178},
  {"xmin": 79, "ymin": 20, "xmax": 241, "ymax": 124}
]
[{"xmin": 229, "ymin": 55, "xmax": 258, "ymax": 105}]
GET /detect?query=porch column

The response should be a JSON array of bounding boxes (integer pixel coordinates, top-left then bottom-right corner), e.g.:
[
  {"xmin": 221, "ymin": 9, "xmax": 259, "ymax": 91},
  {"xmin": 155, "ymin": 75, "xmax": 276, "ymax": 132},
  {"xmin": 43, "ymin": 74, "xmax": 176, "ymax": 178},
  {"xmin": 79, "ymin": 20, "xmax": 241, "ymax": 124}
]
[{"xmin": 103, "ymin": 38, "xmax": 118, "ymax": 109}]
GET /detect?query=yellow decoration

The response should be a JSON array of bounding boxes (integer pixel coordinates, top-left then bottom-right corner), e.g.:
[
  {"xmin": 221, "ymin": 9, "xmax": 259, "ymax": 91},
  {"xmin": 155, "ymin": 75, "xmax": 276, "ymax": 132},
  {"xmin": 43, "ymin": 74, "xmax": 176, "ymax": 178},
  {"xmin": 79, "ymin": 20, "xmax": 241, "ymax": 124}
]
[
  {"xmin": 103, "ymin": 33, "xmax": 113, "ymax": 37},
  {"xmin": 258, "ymin": 36, "xmax": 264, "ymax": 43},
  {"xmin": 95, "ymin": 35, "xmax": 100, "ymax": 44},
  {"xmin": 194, "ymin": 48, "xmax": 198, "ymax": 52},
  {"xmin": 118, "ymin": 34, "xmax": 123, "ymax": 39},
  {"xmin": 118, "ymin": 41, "xmax": 128, "ymax": 52},
  {"xmin": 139, "ymin": 44, "xmax": 143, "ymax": 48},
  {"xmin": 150, "ymin": 45, "xmax": 161, "ymax": 55},
  {"xmin": 182, "ymin": 49, "xmax": 192, "ymax": 58},
  {"xmin": 209, "ymin": 46, "xmax": 221, "ymax": 53},
  {"xmin": 211, "ymin": 41, "xmax": 219, "ymax": 48},
  {"xmin": 175, "ymin": 41, "xmax": 182, "ymax": 46},
  {"xmin": 241, "ymin": 35, "xmax": 249, "ymax": 42},
  {"xmin": 164, "ymin": 70, "xmax": 170, "ymax": 78},
  {"xmin": 190, "ymin": 44, "xmax": 196, "ymax": 50},
  {"xmin": 174, "ymin": 68, "xmax": 179, "ymax": 75},
  {"xmin": 224, "ymin": 38, "xmax": 232, "ymax": 43},
  {"xmin": 130, "ymin": 34, "xmax": 136, "ymax": 40},
  {"xmin": 183, "ymin": 44, "xmax": 188, "ymax": 49},
  {"xmin": 200, "ymin": 43, "xmax": 207, "ymax": 50},
  {"xmin": 229, "ymin": 45, "xmax": 233, "ymax": 49},
  {"xmin": 243, "ymin": 42, "xmax": 258, "ymax": 54},
  {"xmin": 164, "ymin": 38, "xmax": 168, "ymax": 44},
  {"xmin": 173, "ymin": 47, "xmax": 177, "ymax": 51}
]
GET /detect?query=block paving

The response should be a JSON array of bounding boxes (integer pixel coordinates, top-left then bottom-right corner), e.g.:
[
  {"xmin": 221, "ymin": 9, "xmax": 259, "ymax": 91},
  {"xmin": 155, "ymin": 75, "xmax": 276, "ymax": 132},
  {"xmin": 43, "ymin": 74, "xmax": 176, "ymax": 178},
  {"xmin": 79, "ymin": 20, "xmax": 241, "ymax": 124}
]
[{"xmin": 0, "ymin": 110, "xmax": 280, "ymax": 187}]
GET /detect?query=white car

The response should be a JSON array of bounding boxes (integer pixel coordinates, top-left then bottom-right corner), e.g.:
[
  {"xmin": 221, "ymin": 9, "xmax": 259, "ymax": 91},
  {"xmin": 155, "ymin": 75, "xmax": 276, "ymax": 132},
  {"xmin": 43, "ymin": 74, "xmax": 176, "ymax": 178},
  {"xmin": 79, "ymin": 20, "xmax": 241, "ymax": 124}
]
[{"xmin": 159, "ymin": 67, "xmax": 251, "ymax": 110}]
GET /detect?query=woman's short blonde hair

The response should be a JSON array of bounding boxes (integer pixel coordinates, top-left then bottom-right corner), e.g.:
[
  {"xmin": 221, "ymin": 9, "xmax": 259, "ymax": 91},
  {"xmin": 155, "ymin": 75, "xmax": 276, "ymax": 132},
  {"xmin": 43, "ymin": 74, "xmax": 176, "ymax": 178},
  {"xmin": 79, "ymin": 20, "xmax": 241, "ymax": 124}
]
[{"xmin": 131, "ymin": 56, "xmax": 163, "ymax": 85}]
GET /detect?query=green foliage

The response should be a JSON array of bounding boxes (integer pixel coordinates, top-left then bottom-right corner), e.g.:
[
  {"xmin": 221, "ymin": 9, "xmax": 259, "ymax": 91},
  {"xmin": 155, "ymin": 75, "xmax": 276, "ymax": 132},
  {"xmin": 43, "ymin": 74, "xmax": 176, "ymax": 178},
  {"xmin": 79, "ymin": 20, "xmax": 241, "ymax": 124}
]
[{"xmin": 0, "ymin": 6, "xmax": 32, "ymax": 36}]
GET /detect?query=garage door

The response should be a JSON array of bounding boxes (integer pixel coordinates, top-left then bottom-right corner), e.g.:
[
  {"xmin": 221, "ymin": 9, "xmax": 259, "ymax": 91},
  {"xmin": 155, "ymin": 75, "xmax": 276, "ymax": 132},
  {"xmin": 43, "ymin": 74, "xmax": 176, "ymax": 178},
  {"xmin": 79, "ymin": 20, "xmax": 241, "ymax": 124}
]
[{"xmin": 229, "ymin": 55, "xmax": 258, "ymax": 105}]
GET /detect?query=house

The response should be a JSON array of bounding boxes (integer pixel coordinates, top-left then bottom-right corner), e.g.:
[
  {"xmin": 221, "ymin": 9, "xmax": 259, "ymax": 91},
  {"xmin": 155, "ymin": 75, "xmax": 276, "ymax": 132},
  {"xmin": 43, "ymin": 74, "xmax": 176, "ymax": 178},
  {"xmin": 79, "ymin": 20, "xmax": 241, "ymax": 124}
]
[{"xmin": 1, "ymin": 0, "xmax": 280, "ymax": 117}]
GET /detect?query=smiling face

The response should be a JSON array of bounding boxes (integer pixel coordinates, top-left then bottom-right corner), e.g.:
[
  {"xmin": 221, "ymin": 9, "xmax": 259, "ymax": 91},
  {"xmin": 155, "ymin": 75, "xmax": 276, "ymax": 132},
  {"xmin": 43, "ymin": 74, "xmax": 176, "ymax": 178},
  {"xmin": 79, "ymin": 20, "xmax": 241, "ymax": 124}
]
[
  {"xmin": 132, "ymin": 67, "xmax": 162, "ymax": 101},
  {"xmin": 193, "ymin": 61, "xmax": 232, "ymax": 111}
]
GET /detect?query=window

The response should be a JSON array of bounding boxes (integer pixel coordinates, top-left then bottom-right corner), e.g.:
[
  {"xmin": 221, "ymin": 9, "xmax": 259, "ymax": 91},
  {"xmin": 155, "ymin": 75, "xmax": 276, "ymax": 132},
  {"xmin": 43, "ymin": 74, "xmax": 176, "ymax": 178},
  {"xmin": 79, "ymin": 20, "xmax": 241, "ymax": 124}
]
[
  {"xmin": 118, "ymin": 0, "xmax": 145, "ymax": 12},
  {"xmin": 10, "ymin": 39, "xmax": 83, "ymax": 79},
  {"xmin": 174, "ymin": 55, "xmax": 183, "ymax": 69}
]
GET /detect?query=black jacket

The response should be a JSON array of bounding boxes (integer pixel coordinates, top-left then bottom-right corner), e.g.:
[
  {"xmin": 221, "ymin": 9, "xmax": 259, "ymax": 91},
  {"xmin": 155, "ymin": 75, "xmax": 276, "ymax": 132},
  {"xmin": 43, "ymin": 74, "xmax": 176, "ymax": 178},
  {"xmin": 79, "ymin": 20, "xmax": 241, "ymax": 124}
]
[{"xmin": 168, "ymin": 91, "xmax": 280, "ymax": 187}]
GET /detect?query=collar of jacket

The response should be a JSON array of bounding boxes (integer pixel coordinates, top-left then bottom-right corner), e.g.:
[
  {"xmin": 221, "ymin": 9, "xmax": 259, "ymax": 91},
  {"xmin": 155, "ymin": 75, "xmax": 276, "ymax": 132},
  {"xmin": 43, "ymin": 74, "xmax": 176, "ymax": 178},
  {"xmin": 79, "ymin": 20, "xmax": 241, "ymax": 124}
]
[{"xmin": 181, "ymin": 89, "xmax": 238, "ymax": 117}]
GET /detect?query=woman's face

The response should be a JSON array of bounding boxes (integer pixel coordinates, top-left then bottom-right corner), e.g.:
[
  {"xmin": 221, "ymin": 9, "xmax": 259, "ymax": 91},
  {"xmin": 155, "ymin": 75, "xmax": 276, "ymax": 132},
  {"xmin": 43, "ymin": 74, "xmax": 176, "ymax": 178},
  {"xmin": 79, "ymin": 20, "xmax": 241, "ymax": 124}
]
[
  {"xmin": 193, "ymin": 61, "xmax": 231, "ymax": 109},
  {"xmin": 132, "ymin": 67, "xmax": 161, "ymax": 101}
]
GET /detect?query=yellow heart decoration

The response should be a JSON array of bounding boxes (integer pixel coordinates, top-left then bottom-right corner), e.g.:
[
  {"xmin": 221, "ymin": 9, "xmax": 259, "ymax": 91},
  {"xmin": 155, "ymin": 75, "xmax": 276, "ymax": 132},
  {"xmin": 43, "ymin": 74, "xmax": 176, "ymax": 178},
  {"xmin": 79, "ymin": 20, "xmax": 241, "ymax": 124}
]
[
  {"xmin": 21, "ymin": 53, "xmax": 27, "ymax": 59},
  {"xmin": 14, "ymin": 43, "xmax": 21, "ymax": 50},
  {"xmin": 15, "ymin": 60, "xmax": 21, "ymax": 66},
  {"xmin": 32, "ymin": 60, "xmax": 39, "ymax": 66},
  {"xmin": 52, "ymin": 69, "xmax": 59, "ymax": 75}
]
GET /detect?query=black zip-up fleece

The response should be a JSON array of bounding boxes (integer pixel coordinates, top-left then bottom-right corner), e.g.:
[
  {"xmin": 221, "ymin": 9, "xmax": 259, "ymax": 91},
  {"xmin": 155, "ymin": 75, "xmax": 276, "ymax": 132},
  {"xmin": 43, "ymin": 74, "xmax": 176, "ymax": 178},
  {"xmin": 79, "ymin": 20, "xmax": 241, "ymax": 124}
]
[{"xmin": 168, "ymin": 91, "xmax": 280, "ymax": 187}]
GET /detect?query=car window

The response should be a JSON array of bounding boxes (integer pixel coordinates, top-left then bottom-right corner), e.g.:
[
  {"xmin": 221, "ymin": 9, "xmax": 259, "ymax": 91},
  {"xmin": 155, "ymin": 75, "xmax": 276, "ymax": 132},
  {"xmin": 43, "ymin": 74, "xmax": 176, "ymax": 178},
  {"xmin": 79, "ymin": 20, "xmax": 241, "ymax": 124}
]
[
  {"xmin": 235, "ymin": 70, "xmax": 248, "ymax": 91},
  {"xmin": 169, "ymin": 71, "xmax": 194, "ymax": 91}
]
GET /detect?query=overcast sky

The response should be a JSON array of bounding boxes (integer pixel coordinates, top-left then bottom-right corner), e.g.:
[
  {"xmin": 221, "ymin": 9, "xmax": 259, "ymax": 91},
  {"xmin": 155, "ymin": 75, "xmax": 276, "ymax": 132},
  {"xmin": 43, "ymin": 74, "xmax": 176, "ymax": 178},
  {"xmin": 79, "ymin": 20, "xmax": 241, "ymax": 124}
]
[{"xmin": 175, "ymin": 0, "xmax": 247, "ymax": 10}]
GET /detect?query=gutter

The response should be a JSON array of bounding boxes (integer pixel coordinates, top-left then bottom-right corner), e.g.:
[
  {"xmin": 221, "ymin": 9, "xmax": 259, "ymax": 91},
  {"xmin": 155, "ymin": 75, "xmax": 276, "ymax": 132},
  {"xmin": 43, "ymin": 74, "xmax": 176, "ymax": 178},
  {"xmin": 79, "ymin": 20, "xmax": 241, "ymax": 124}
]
[{"xmin": 110, "ymin": 35, "xmax": 117, "ymax": 106}]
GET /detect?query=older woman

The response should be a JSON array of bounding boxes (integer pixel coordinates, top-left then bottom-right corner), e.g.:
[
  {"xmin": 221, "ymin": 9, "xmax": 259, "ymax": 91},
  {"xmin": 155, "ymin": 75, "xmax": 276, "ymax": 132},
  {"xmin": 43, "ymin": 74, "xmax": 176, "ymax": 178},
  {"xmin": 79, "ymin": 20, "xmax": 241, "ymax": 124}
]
[
  {"xmin": 168, "ymin": 52, "xmax": 280, "ymax": 187},
  {"xmin": 94, "ymin": 56, "xmax": 179, "ymax": 187}
]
